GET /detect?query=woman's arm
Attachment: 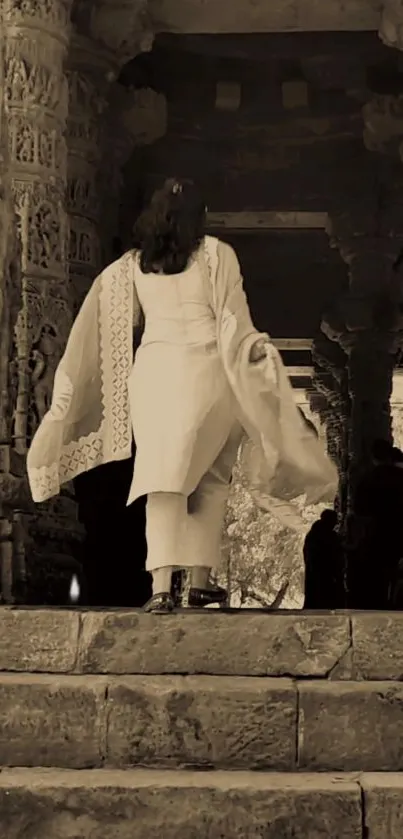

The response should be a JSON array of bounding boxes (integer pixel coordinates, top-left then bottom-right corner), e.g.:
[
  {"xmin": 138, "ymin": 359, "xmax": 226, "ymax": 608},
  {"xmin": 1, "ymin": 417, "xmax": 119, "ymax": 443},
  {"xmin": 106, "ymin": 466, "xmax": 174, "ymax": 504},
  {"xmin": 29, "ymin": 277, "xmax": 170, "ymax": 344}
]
[{"xmin": 216, "ymin": 240, "xmax": 269, "ymax": 361}]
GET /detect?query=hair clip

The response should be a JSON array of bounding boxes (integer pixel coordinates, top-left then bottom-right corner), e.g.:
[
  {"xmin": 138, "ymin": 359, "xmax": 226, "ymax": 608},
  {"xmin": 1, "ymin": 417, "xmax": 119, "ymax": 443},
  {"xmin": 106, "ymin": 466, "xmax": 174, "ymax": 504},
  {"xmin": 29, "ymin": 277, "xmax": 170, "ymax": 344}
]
[{"xmin": 172, "ymin": 182, "xmax": 183, "ymax": 195}]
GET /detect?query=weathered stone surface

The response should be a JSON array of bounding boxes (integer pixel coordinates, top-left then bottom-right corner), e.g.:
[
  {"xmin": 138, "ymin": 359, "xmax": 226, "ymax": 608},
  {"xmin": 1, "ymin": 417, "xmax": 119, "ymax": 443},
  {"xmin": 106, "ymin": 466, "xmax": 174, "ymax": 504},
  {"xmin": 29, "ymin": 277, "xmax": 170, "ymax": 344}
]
[
  {"xmin": 78, "ymin": 611, "xmax": 351, "ymax": 676},
  {"xmin": 0, "ymin": 674, "xmax": 106, "ymax": 768},
  {"xmin": 106, "ymin": 675, "xmax": 296, "ymax": 770},
  {"xmin": 352, "ymin": 613, "xmax": 403, "ymax": 680},
  {"xmin": 362, "ymin": 773, "xmax": 403, "ymax": 839},
  {"xmin": 152, "ymin": 0, "xmax": 380, "ymax": 34},
  {"xmin": 299, "ymin": 681, "xmax": 403, "ymax": 770},
  {"xmin": 0, "ymin": 608, "xmax": 80, "ymax": 672},
  {"xmin": 0, "ymin": 768, "xmax": 363, "ymax": 838}
]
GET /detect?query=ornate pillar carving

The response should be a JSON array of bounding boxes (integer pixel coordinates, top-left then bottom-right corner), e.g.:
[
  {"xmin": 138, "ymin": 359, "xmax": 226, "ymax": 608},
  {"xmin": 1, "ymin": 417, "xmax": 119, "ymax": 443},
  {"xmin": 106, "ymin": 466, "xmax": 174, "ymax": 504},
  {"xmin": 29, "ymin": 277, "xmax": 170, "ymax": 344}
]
[
  {"xmin": 4, "ymin": 0, "xmax": 72, "ymax": 449},
  {"xmin": 65, "ymin": 35, "xmax": 114, "ymax": 308},
  {"xmin": 321, "ymin": 230, "xmax": 403, "ymax": 509},
  {"xmin": 0, "ymin": 24, "xmax": 25, "ymax": 603},
  {"xmin": 2, "ymin": 0, "xmax": 85, "ymax": 602}
]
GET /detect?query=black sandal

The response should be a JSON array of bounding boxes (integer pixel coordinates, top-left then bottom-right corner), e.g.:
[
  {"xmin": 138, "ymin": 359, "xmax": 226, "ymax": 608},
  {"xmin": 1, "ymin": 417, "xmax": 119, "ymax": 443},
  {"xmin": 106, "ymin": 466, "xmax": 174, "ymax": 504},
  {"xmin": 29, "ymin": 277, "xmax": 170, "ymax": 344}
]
[
  {"xmin": 188, "ymin": 584, "xmax": 228, "ymax": 609},
  {"xmin": 144, "ymin": 593, "xmax": 175, "ymax": 613}
]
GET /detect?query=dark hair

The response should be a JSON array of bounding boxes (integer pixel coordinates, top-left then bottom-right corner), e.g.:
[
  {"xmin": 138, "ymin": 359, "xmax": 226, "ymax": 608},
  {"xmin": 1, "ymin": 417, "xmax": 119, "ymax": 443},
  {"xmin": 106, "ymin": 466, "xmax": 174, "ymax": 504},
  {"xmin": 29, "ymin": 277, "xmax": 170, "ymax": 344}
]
[
  {"xmin": 320, "ymin": 509, "xmax": 338, "ymax": 528},
  {"xmin": 133, "ymin": 177, "xmax": 207, "ymax": 275},
  {"xmin": 371, "ymin": 438, "xmax": 394, "ymax": 463}
]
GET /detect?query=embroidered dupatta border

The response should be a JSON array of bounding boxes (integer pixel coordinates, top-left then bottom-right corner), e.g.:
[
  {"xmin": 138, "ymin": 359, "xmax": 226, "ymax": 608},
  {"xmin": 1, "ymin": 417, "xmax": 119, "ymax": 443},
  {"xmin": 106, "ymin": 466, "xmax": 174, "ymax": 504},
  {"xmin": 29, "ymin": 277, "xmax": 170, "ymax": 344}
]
[{"xmin": 28, "ymin": 254, "xmax": 134, "ymax": 502}]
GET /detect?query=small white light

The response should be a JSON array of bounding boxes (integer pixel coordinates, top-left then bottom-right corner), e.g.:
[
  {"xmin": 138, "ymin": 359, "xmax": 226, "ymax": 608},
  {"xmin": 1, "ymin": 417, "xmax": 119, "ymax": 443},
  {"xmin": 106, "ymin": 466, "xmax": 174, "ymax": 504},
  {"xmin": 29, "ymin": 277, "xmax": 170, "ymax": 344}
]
[{"xmin": 69, "ymin": 574, "xmax": 80, "ymax": 604}]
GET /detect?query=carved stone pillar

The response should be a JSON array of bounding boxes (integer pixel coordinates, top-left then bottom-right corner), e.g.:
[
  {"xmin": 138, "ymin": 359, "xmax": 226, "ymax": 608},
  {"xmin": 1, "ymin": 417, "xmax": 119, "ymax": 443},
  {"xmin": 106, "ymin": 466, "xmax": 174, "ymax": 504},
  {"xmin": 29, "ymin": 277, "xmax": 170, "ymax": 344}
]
[
  {"xmin": 4, "ymin": 0, "xmax": 72, "ymax": 448},
  {"xmin": 321, "ymin": 232, "xmax": 403, "ymax": 509},
  {"xmin": 0, "ymin": 24, "xmax": 25, "ymax": 602},
  {"xmin": 308, "ymin": 335, "xmax": 350, "ymax": 518},
  {"xmin": 65, "ymin": 36, "xmax": 114, "ymax": 309},
  {"xmin": 3, "ymin": 0, "xmax": 84, "ymax": 602}
]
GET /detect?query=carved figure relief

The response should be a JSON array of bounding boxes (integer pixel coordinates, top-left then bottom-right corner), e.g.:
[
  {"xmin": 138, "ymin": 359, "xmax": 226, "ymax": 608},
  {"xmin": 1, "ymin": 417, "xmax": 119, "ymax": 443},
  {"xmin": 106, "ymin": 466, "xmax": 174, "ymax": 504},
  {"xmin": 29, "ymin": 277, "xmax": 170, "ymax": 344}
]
[
  {"xmin": 69, "ymin": 223, "xmax": 99, "ymax": 269},
  {"xmin": 5, "ymin": 0, "xmax": 71, "ymax": 33},
  {"xmin": 67, "ymin": 174, "xmax": 100, "ymax": 219},
  {"xmin": 29, "ymin": 324, "xmax": 60, "ymax": 428},
  {"xmin": 6, "ymin": 56, "xmax": 62, "ymax": 113},
  {"xmin": 26, "ymin": 191, "xmax": 64, "ymax": 272}
]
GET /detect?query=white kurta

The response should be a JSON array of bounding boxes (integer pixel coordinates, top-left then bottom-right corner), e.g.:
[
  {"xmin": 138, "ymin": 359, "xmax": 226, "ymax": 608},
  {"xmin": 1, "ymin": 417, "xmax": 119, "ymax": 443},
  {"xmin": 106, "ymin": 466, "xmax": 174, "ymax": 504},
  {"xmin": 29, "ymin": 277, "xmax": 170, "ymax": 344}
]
[{"xmin": 127, "ymin": 250, "xmax": 239, "ymax": 503}]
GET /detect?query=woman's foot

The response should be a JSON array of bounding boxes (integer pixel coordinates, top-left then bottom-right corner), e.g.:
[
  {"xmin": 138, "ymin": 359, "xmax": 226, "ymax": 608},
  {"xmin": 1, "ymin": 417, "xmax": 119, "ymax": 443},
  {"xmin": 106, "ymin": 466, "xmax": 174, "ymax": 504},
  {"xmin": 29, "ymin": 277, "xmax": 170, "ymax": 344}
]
[
  {"xmin": 188, "ymin": 584, "xmax": 228, "ymax": 608},
  {"xmin": 144, "ymin": 592, "xmax": 175, "ymax": 613}
]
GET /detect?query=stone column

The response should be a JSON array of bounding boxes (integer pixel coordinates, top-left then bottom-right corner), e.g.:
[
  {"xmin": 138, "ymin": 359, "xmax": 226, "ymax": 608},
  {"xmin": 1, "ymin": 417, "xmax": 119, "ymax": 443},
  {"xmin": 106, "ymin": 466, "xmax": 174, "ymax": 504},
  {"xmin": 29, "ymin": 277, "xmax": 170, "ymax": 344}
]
[
  {"xmin": 2, "ymin": 0, "xmax": 84, "ymax": 602},
  {"xmin": 308, "ymin": 335, "xmax": 350, "ymax": 518},
  {"xmin": 0, "ymin": 22, "xmax": 25, "ymax": 602},
  {"xmin": 65, "ymin": 35, "xmax": 115, "ymax": 309},
  {"xmin": 321, "ymin": 232, "xmax": 403, "ymax": 509}
]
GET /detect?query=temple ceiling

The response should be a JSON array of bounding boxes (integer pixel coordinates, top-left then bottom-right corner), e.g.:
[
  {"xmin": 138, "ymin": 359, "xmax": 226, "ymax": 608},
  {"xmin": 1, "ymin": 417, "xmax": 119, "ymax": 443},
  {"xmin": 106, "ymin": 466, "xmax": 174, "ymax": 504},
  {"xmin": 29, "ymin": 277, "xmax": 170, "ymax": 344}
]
[{"xmin": 68, "ymin": 1, "xmax": 403, "ymax": 74}]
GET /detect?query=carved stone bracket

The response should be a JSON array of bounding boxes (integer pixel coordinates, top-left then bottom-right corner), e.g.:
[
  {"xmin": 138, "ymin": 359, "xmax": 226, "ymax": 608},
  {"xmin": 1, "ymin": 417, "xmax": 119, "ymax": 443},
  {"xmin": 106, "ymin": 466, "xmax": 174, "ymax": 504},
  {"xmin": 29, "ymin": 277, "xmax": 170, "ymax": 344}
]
[
  {"xmin": 88, "ymin": 0, "xmax": 153, "ymax": 66},
  {"xmin": 379, "ymin": 0, "xmax": 403, "ymax": 52},
  {"xmin": 1, "ymin": 0, "xmax": 78, "ymax": 602}
]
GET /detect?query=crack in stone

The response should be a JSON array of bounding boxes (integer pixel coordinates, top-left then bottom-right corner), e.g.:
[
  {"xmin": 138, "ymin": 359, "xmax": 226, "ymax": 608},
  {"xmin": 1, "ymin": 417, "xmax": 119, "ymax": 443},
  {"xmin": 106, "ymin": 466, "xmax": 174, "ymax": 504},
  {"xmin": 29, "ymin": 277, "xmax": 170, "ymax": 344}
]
[
  {"xmin": 72, "ymin": 612, "xmax": 84, "ymax": 674},
  {"xmin": 325, "ymin": 617, "xmax": 354, "ymax": 679},
  {"xmin": 358, "ymin": 779, "xmax": 369, "ymax": 839},
  {"xmin": 295, "ymin": 681, "xmax": 300, "ymax": 769},
  {"xmin": 99, "ymin": 682, "xmax": 110, "ymax": 767}
]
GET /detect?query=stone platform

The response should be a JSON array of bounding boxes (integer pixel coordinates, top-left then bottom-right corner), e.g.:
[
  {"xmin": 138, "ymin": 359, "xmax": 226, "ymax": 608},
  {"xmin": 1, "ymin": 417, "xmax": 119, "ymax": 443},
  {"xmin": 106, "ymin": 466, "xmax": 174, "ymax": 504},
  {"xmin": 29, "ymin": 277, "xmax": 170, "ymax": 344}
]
[{"xmin": 1, "ymin": 607, "xmax": 403, "ymax": 838}]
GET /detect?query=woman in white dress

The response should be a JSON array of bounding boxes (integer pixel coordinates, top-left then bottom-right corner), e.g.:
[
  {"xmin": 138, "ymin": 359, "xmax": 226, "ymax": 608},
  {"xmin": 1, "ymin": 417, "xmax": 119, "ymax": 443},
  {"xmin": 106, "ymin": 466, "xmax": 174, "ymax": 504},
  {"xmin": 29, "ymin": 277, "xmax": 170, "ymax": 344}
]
[
  {"xmin": 26, "ymin": 177, "xmax": 337, "ymax": 613},
  {"xmin": 129, "ymin": 178, "xmax": 267, "ymax": 612}
]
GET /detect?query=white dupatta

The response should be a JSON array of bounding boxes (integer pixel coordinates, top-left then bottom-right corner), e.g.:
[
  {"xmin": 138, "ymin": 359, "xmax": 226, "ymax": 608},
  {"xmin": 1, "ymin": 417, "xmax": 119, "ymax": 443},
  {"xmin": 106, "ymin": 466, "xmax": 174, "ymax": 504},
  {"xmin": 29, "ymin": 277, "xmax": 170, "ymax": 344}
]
[
  {"xmin": 27, "ymin": 238, "xmax": 337, "ymax": 514},
  {"xmin": 27, "ymin": 252, "xmax": 140, "ymax": 502},
  {"xmin": 200, "ymin": 236, "xmax": 337, "ymax": 525}
]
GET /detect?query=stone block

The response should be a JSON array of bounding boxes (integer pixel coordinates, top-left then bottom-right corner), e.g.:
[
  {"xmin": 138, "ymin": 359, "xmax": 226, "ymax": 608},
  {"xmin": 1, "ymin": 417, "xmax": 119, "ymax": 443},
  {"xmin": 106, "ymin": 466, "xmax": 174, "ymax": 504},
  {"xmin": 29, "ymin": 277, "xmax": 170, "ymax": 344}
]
[
  {"xmin": 0, "ymin": 768, "xmax": 363, "ymax": 839},
  {"xmin": 0, "ymin": 674, "xmax": 107, "ymax": 768},
  {"xmin": 298, "ymin": 681, "xmax": 403, "ymax": 771},
  {"xmin": 106, "ymin": 675, "xmax": 296, "ymax": 770},
  {"xmin": 78, "ymin": 611, "xmax": 351, "ymax": 676},
  {"xmin": 362, "ymin": 774, "xmax": 403, "ymax": 839},
  {"xmin": 282, "ymin": 81, "xmax": 309, "ymax": 110},
  {"xmin": 0, "ymin": 608, "xmax": 80, "ymax": 672},
  {"xmin": 352, "ymin": 613, "xmax": 403, "ymax": 680}
]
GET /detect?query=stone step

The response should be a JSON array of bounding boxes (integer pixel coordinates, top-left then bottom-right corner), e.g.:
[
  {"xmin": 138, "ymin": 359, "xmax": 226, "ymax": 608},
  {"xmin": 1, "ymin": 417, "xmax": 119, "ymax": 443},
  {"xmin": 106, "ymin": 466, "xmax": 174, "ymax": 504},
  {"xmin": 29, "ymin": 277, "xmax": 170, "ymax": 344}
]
[
  {"xmin": 2, "ymin": 673, "xmax": 403, "ymax": 772},
  {"xmin": 2, "ymin": 607, "xmax": 403, "ymax": 679},
  {"xmin": 0, "ymin": 768, "xmax": 381, "ymax": 838}
]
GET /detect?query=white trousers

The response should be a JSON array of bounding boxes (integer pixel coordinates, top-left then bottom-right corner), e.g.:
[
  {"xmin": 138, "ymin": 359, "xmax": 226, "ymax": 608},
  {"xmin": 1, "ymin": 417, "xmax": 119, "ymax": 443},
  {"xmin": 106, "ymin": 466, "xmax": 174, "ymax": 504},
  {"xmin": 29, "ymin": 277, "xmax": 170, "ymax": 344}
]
[{"xmin": 145, "ymin": 423, "xmax": 243, "ymax": 572}]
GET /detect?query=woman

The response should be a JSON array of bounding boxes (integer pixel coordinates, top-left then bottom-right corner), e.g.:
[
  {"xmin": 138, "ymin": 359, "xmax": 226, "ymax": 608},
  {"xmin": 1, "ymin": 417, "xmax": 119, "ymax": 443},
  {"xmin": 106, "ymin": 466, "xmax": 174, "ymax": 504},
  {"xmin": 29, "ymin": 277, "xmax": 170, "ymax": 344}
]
[{"xmin": 27, "ymin": 178, "xmax": 337, "ymax": 613}]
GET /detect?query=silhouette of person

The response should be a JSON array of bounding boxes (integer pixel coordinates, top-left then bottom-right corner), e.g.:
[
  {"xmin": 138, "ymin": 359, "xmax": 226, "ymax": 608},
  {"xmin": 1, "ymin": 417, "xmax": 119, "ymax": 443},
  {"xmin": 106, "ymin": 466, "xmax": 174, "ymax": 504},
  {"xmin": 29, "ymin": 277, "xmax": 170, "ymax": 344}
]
[
  {"xmin": 73, "ymin": 450, "xmax": 152, "ymax": 607},
  {"xmin": 349, "ymin": 439, "xmax": 403, "ymax": 609},
  {"xmin": 303, "ymin": 509, "xmax": 344, "ymax": 609}
]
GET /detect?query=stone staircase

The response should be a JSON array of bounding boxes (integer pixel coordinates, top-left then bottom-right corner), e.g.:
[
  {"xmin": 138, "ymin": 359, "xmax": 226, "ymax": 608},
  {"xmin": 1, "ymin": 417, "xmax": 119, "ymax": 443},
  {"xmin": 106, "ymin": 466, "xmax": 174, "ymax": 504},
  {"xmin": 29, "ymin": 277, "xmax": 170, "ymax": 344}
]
[{"xmin": 0, "ymin": 608, "xmax": 402, "ymax": 837}]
